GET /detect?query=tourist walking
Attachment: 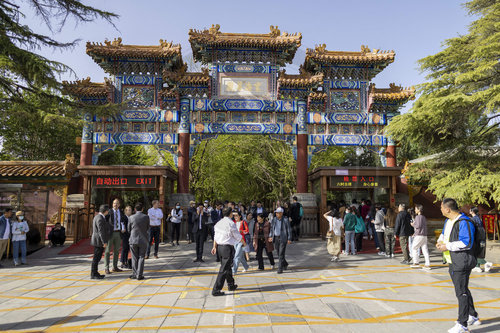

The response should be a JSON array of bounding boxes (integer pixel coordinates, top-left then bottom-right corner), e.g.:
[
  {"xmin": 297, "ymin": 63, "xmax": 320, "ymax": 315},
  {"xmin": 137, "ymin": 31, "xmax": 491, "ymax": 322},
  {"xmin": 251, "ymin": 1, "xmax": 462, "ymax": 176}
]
[
  {"xmin": 0, "ymin": 208, "xmax": 12, "ymax": 268},
  {"xmin": 290, "ymin": 196, "xmax": 303, "ymax": 241},
  {"xmin": 436, "ymin": 198, "xmax": 480, "ymax": 333},
  {"xmin": 410, "ymin": 204, "xmax": 431, "ymax": 270},
  {"xmin": 371, "ymin": 204, "xmax": 386, "ymax": 255},
  {"xmin": 147, "ymin": 200, "xmax": 163, "ymax": 259},
  {"xmin": 232, "ymin": 211, "xmax": 249, "ymax": 274},
  {"xmin": 245, "ymin": 212, "xmax": 256, "ymax": 253},
  {"xmin": 105, "ymin": 198, "xmax": 125, "ymax": 274},
  {"xmin": 354, "ymin": 207, "xmax": 366, "ymax": 252},
  {"xmin": 384, "ymin": 207, "xmax": 397, "ymax": 258},
  {"xmin": 211, "ymin": 203, "xmax": 224, "ymax": 262},
  {"xmin": 90, "ymin": 205, "xmax": 110, "ymax": 279},
  {"xmin": 48, "ymin": 222, "xmax": 66, "ymax": 247},
  {"xmin": 170, "ymin": 202, "xmax": 182, "ymax": 246},
  {"xmin": 324, "ymin": 209, "xmax": 343, "ymax": 262},
  {"xmin": 193, "ymin": 202, "xmax": 208, "ymax": 262},
  {"xmin": 211, "ymin": 208, "xmax": 241, "ymax": 296},
  {"xmin": 269, "ymin": 207, "xmax": 292, "ymax": 274},
  {"xmin": 128, "ymin": 203, "xmax": 150, "ymax": 280},
  {"xmin": 343, "ymin": 207, "xmax": 356, "ymax": 255},
  {"xmin": 395, "ymin": 203, "xmax": 413, "ymax": 264},
  {"xmin": 121, "ymin": 205, "xmax": 132, "ymax": 269},
  {"xmin": 187, "ymin": 201, "xmax": 196, "ymax": 244},
  {"xmin": 253, "ymin": 214, "xmax": 275, "ymax": 270},
  {"xmin": 11, "ymin": 211, "xmax": 29, "ymax": 266},
  {"xmin": 470, "ymin": 207, "xmax": 492, "ymax": 273}
]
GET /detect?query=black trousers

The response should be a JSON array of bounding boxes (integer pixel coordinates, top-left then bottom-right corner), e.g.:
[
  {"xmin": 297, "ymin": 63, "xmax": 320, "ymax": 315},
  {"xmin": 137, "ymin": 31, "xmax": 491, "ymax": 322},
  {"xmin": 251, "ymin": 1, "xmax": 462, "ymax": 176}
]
[
  {"xmin": 91, "ymin": 246, "xmax": 104, "ymax": 277},
  {"xmin": 206, "ymin": 224, "xmax": 215, "ymax": 241},
  {"xmin": 291, "ymin": 221, "xmax": 301, "ymax": 241},
  {"xmin": 449, "ymin": 267, "xmax": 477, "ymax": 327},
  {"xmin": 147, "ymin": 226, "xmax": 160, "ymax": 256},
  {"xmin": 171, "ymin": 223, "xmax": 180, "ymax": 243},
  {"xmin": 256, "ymin": 238, "xmax": 274, "ymax": 269},
  {"xmin": 194, "ymin": 229, "xmax": 205, "ymax": 260},
  {"xmin": 213, "ymin": 244, "xmax": 235, "ymax": 292},
  {"xmin": 121, "ymin": 234, "xmax": 130, "ymax": 264},
  {"xmin": 274, "ymin": 237, "xmax": 288, "ymax": 270},
  {"xmin": 355, "ymin": 232, "xmax": 364, "ymax": 251},
  {"xmin": 187, "ymin": 222, "xmax": 194, "ymax": 242},
  {"xmin": 376, "ymin": 232, "xmax": 385, "ymax": 252},
  {"xmin": 50, "ymin": 235, "xmax": 66, "ymax": 245}
]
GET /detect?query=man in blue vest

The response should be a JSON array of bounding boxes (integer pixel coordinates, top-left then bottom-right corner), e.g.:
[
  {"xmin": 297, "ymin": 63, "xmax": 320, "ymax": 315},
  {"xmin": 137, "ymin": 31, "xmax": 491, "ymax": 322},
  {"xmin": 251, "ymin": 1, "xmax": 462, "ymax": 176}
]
[{"xmin": 436, "ymin": 198, "xmax": 480, "ymax": 333}]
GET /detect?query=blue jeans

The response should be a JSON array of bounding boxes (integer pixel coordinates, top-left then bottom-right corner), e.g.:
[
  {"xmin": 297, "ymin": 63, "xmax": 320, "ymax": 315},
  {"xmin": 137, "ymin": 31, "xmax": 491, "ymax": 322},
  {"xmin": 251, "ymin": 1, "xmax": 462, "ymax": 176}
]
[
  {"xmin": 345, "ymin": 230, "xmax": 356, "ymax": 254},
  {"xmin": 13, "ymin": 240, "xmax": 27, "ymax": 265},
  {"xmin": 233, "ymin": 241, "xmax": 249, "ymax": 274}
]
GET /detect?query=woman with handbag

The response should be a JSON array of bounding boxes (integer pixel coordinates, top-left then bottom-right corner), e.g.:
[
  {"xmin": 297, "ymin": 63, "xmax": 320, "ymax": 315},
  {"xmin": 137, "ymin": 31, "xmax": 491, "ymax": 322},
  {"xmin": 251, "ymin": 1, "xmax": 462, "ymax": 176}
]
[{"xmin": 324, "ymin": 209, "xmax": 343, "ymax": 262}]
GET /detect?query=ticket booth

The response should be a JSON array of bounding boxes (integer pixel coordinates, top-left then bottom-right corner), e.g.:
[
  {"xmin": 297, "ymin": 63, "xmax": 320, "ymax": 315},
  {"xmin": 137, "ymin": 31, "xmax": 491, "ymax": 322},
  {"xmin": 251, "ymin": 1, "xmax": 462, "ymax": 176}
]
[{"xmin": 309, "ymin": 166, "xmax": 402, "ymax": 237}]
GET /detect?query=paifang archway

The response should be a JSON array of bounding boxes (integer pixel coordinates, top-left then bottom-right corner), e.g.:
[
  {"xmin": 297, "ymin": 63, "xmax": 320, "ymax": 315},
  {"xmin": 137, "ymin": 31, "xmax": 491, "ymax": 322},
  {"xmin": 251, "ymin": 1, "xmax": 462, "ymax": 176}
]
[{"xmin": 64, "ymin": 25, "xmax": 415, "ymax": 202}]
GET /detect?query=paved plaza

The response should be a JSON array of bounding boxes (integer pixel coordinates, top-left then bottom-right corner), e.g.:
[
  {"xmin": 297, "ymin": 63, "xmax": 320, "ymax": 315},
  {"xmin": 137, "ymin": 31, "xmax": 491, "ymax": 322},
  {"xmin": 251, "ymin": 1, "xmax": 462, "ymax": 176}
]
[{"xmin": 0, "ymin": 239, "xmax": 499, "ymax": 332}]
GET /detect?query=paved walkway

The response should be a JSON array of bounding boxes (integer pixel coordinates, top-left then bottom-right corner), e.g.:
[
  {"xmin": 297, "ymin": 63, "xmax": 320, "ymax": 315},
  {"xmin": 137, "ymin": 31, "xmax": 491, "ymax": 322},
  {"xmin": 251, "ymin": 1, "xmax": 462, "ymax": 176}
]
[{"xmin": 0, "ymin": 239, "xmax": 499, "ymax": 332}]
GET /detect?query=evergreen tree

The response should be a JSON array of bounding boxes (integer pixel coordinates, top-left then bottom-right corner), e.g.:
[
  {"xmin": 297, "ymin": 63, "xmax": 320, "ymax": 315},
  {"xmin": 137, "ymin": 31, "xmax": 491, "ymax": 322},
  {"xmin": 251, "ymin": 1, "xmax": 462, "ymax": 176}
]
[{"xmin": 387, "ymin": 0, "xmax": 500, "ymax": 206}]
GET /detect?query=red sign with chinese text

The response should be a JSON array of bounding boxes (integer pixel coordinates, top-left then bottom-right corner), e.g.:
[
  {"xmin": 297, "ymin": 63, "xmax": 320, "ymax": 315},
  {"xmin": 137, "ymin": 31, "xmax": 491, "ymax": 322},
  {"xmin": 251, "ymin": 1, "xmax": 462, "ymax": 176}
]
[
  {"xmin": 92, "ymin": 176, "xmax": 157, "ymax": 189},
  {"xmin": 481, "ymin": 214, "xmax": 497, "ymax": 234}
]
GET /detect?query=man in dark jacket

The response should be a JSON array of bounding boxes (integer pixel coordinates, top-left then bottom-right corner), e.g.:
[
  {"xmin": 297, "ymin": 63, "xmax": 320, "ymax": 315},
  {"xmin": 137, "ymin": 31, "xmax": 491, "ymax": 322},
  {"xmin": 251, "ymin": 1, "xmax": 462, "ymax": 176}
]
[
  {"xmin": 395, "ymin": 203, "xmax": 413, "ymax": 264},
  {"xmin": 128, "ymin": 203, "xmax": 150, "ymax": 280},
  {"xmin": 436, "ymin": 198, "xmax": 479, "ymax": 333},
  {"xmin": 269, "ymin": 207, "xmax": 292, "ymax": 274},
  {"xmin": 187, "ymin": 201, "xmax": 196, "ymax": 244},
  {"xmin": 48, "ymin": 223, "xmax": 66, "ymax": 247},
  {"xmin": 289, "ymin": 196, "xmax": 303, "ymax": 241},
  {"xmin": 90, "ymin": 205, "xmax": 110, "ymax": 279},
  {"xmin": 193, "ymin": 203, "xmax": 209, "ymax": 262}
]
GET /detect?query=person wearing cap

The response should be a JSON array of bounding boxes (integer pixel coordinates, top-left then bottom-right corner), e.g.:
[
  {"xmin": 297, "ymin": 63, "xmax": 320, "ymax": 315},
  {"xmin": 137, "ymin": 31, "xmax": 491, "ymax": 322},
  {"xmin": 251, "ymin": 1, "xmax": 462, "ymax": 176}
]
[
  {"xmin": 269, "ymin": 207, "xmax": 292, "ymax": 274},
  {"xmin": 211, "ymin": 208, "xmax": 242, "ymax": 296},
  {"xmin": 12, "ymin": 211, "xmax": 29, "ymax": 266},
  {"xmin": 0, "ymin": 208, "xmax": 13, "ymax": 268}
]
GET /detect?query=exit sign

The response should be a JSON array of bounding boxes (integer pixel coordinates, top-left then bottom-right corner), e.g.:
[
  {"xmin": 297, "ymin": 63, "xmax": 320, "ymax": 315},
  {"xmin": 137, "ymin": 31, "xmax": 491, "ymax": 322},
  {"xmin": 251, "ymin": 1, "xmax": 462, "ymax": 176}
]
[{"xmin": 93, "ymin": 176, "xmax": 157, "ymax": 189}]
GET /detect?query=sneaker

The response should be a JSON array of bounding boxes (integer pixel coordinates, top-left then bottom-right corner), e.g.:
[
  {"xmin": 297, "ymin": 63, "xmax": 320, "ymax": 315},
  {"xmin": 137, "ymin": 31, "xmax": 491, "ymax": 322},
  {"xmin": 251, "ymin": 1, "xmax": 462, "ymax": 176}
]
[
  {"xmin": 472, "ymin": 267, "xmax": 483, "ymax": 273},
  {"xmin": 378, "ymin": 251, "xmax": 385, "ymax": 256},
  {"xmin": 391, "ymin": 254, "xmax": 394, "ymax": 258},
  {"xmin": 448, "ymin": 322, "xmax": 469, "ymax": 333},
  {"xmin": 385, "ymin": 254, "xmax": 390, "ymax": 258},
  {"xmin": 410, "ymin": 264, "xmax": 420, "ymax": 268},
  {"xmin": 484, "ymin": 262, "xmax": 493, "ymax": 272},
  {"xmin": 467, "ymin": 315, "xmax": 481, "ymax": 326},
  {"xmin": 331, "ymin": 257, "xmax": 336, "ymax": 262},
  {"xmin": 400, "ymin": 260, "xmax": 409, "ymax": 265},
  {"xmin": 422, "ymin": 265, "xmax": 431, "ymax": 271},
  {"xmin": 242, "ymin": 269, "xmax": 247, "ymax": 273}
]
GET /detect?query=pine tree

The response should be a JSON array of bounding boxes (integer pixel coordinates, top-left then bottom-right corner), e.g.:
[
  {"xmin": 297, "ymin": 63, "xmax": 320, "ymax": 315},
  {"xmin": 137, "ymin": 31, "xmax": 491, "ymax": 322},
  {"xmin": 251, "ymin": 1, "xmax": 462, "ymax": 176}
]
[{"xmin": 387, "ymin": 0, "xmax": 500, "ymax": 206}]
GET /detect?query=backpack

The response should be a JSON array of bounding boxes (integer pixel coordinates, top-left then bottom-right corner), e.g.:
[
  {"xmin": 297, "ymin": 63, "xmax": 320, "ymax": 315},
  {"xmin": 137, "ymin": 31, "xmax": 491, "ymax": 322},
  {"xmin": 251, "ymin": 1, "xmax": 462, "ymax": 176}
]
[{"xmin": 462, "ymin": 217, "xmax": 486, "ymax": 259}]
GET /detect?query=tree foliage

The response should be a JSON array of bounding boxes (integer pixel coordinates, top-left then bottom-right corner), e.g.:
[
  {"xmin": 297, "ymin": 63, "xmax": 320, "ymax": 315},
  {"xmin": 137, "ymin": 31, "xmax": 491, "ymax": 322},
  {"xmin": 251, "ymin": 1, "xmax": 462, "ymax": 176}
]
[
  {"xmin": 189, "ymin": 136, "xmax": 296, "ymax": 203},
  {"xmin": 387, "ymin": 0, "xmax": 500, "ymax": 206}
]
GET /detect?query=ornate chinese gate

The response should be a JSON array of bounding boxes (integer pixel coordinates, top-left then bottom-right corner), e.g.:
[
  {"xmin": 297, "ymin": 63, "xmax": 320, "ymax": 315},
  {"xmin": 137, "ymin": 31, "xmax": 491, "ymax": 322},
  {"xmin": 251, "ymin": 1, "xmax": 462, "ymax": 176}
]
[{"xmin": 64, "ymin": 25, "xmax": 414, "ymax": 206}]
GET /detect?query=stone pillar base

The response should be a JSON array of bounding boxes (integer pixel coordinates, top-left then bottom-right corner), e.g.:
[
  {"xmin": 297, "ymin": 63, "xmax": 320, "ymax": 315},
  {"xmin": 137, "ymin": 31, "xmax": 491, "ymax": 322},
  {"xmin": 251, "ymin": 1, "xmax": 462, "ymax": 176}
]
[
  {"xmin": 291, "ymin": 193, "xmax": 318, "ymax": 237},
  {"xmin": 169, "ymin": 193, "xmax": 195, "ymax": 209}
]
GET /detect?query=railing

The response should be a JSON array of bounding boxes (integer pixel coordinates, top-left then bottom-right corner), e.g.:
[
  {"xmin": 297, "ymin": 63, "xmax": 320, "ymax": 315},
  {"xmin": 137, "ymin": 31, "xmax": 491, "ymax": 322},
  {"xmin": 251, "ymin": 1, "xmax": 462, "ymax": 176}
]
[{"xmin": 59, "ymin": 206, "xmax": 95, "ymax": 243}]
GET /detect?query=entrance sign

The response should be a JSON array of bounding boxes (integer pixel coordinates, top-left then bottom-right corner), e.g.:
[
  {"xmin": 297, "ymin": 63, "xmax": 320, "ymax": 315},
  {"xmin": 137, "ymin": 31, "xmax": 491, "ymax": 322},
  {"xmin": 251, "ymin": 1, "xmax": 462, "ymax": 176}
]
[
  {"xmin": 330, "ymin": 176, "xmax": 389, "ymax": 188},
  {"xmin": 93, "ymin": 176, "xmax": 157, "ymax": 189},
  {"xmin": 219, "ymin": 75, "xmax": 269, "ymax": 98}
]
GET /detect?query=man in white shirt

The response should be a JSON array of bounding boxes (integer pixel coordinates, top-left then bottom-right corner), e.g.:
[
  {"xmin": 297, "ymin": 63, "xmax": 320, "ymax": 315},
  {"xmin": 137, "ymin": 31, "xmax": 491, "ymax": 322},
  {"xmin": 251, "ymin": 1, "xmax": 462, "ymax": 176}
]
[
  {"xmin": 211, "ymin": 208, "xmax": 242, "ymax": 296},
  {"xmin": 147, "ymin": 200, "xmax": 163, "ymax": 259},
  {"xmin": 0, "ymin": 208, "xmax": 13, "ymax": 268}
]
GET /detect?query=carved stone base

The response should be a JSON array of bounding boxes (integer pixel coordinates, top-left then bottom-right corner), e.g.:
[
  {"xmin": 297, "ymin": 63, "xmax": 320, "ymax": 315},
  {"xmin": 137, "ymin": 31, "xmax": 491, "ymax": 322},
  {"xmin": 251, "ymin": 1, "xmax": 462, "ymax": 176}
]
[
  {"xmin": 169, "ymin": 193, "xmax": 195, "ymax": 209},
  {"xmin": 291, "ymin": 193, "xmax": 318, "ymax": 237}
]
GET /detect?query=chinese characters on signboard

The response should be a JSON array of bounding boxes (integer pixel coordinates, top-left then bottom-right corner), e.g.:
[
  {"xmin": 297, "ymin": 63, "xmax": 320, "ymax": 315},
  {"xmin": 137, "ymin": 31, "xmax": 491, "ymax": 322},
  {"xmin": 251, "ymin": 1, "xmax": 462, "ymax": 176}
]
[
  {"xmin": 219, "ymin": 76, "xmax": 269, "ymax": 98},
  {"xmin": 92, "ymin": 176, "xmax": 157, "ymax": 189},
  {"xmin": 330, "ymin": 176, "xmax": 389, "ymax": 189}
]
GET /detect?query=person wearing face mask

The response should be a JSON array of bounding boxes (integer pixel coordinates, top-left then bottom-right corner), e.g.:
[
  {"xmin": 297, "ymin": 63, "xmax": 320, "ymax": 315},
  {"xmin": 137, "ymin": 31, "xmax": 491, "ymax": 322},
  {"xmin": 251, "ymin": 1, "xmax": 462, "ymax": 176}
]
[
  {"xmin": 147, "ymin": 200, "xmax": 163, "ymax": 259},
  {"xmin": 12, "ymin": 211, "xmax": 29, "ymax": 266},
  {"xmin": 170, "ymin": 202, "xmax": 183, "ymax": 247}
]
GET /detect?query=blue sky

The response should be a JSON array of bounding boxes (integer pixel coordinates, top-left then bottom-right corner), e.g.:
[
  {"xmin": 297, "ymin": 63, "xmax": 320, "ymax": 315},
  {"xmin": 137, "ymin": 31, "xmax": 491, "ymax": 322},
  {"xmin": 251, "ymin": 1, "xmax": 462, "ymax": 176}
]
[{"xmin": 24, "ymin": 0, "xmax": 474, "ymax": 112}]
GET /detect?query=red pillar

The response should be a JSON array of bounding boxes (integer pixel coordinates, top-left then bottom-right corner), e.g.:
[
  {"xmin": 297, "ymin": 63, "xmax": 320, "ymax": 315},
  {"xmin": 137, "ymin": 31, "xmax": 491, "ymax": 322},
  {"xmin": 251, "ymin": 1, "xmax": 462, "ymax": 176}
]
[
  {"xmin": 177, "ymin": 132, "xmax": 190, "ymax": 193},
  {"xmin": 296, "ymin": 134, "xmax": 308, "ymax": 193},
  {"xmin": 80, "ymin": 142, "xmax": 93, "ymax": 166},
  {"xmin": 386, "ymin": 145, "xmax": 397, "ymax": 167}
]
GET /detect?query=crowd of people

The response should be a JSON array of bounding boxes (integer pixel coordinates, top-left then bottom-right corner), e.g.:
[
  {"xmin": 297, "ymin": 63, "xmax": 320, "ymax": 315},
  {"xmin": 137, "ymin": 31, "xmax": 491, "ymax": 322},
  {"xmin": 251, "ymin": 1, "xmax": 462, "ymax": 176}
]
[{"xmin": 88, "ymin": 197, "xmax": 304, "ymax": 281}]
